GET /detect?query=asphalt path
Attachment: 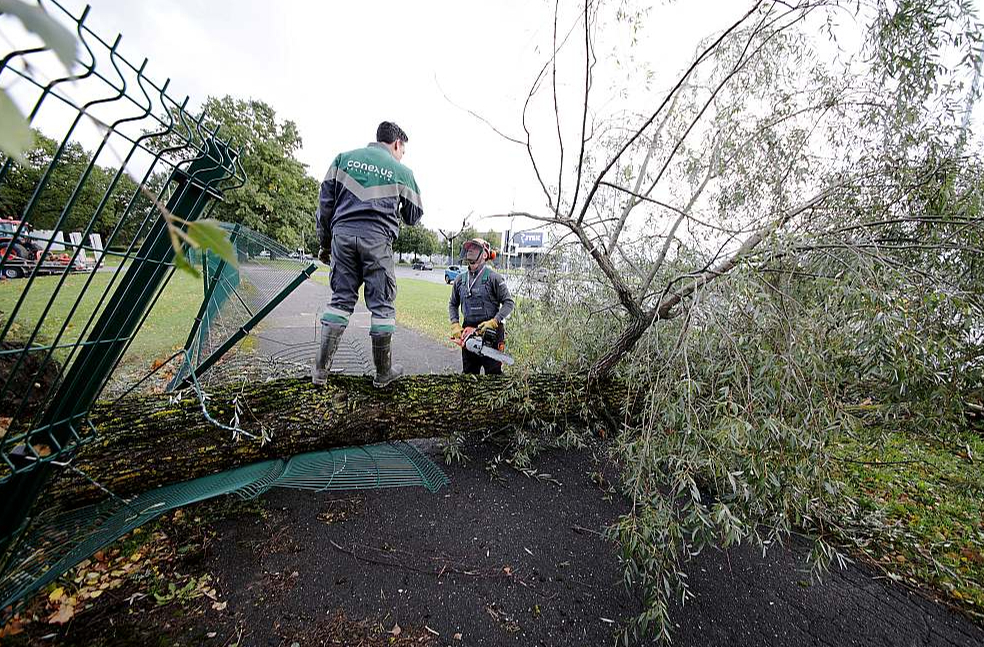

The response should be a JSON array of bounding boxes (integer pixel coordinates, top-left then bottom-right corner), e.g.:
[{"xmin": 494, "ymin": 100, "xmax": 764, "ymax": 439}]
[
  {"xmin": 230, "ymin": 272, "xmax": 984, "ymax": 646},
  {"xmin": 396, "ymin": 264, "xmax": 451, "ymax": 285}
]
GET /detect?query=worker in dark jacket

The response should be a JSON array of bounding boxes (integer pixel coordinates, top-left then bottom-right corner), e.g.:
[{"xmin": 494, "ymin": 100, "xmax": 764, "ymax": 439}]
[
  {"xmin": 449, "ymin": 238, "xmax": 515, "ymax": 374},
  {"xmin": 313, "ymin": 121, "xmax": 423, "ymax": 388}
]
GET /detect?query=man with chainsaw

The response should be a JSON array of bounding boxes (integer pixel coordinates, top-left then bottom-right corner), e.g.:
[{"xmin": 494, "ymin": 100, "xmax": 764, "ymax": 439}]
[
  {"xmin": 312, "ymin": 121, "xmax": 423, "ymax": 388},
  {"xmin": 449, "ymin": 238, "xmax": 515, "ymax": 374}
]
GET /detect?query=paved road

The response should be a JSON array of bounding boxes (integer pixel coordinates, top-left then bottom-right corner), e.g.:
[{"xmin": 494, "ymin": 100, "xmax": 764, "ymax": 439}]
[
  {"xmin": 396, "ymin": 264, "xmax": 450, "ymax": 285},
  {"xmin": 254, "ymin": 277, "xmax": 460, "ymax": 376},
  {"xmin": 235, "ymin": 274, "xmax": 984, "ymax": 646}
]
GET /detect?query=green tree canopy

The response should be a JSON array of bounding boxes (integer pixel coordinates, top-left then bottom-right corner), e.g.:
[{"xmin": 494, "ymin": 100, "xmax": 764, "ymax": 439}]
[
  {"xmin": 156, "ymin": 96, "xmax": 318, "ymax": 251},
  {"xmin": 0, "ymin": 129, "xmax": 157, "ymax": 246},
  {"xmin": 394, "ymin": 224, "xmax": 440, "ymax": 258}
]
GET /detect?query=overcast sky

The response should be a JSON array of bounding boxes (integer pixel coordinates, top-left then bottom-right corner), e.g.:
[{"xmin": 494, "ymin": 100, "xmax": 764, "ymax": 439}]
[
  {"xmin": 41, "ymin": 0, "xmax": 751, "ymax": 236},
  {"xmin": 5, "ymin": 1, "xmax": 982, "ymax": 237}
]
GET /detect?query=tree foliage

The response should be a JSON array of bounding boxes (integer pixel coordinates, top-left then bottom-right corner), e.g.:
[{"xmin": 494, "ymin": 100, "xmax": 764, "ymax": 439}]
[
  {"xmin": 394, "ymin": 224, "xmax": 440, "ymax": 257},
  {"xmin": 155, "ymin": 96, "xmax": 319, "ymax": 250},
  {"xmin": 479, "ymin": 0, "xmax": 984, "ymax": 642},
  {"xmin": 0, "ymin": 130, "xmax": 160, "ymax": 245}
]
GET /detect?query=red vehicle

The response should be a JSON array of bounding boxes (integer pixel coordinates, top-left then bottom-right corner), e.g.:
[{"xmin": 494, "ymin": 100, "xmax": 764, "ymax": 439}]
[{"xmin": 0, "ymin": 218, "xmax": 87, "ymax": 279}]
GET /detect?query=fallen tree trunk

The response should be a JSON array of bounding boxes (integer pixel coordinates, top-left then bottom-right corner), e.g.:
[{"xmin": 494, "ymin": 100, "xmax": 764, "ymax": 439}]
[{"xmin": 45, "ymin": 374, "xmax": 629, "ymax": 509}]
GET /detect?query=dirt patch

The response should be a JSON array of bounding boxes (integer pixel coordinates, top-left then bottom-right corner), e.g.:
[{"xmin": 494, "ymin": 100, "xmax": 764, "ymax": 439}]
[
  {"xmin": 0, "ymin": 341, "xmax": 61, "ymax": 428},
  {"xmin": 205, "ymin": 442, "xmax": 638, "ymax": 647}
]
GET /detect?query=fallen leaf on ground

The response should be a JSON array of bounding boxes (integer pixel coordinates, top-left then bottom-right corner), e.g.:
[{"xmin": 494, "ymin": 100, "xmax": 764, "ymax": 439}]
[
  {"xmin": 211, "ymin": 601, "xmax": 227, "ymax": 611},
  {"xmin": 47, "ymin": 602, "xmax": 75, "ymax": 624},
  {"xmin": 961, "ymin": 548, "xmax": 984, "ymax": 564},
  {"xmin": 390, "ymin": 623, "xmax": 402, "ymax": 636},
  {"xmin": 0, "ymin": 616, "xmax": 25, "ymax": 637}
]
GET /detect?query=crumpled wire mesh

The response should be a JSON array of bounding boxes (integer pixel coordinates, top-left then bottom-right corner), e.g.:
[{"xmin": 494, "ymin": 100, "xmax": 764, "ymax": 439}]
[{"xmin": 0, "ymin": 441, "xmax": 449, "ymax": 614}]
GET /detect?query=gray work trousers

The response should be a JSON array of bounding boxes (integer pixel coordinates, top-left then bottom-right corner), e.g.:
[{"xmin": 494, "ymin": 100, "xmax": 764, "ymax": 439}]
[{"xmin": 322, "ymin": 233, "xmax": 397, "ymax": 335}]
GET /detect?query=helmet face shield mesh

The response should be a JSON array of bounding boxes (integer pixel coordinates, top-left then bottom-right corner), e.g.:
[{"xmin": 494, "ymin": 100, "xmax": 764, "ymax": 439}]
[{"xmin": 461, "ymin": 240, "xmax": 485, "ymax": 260}]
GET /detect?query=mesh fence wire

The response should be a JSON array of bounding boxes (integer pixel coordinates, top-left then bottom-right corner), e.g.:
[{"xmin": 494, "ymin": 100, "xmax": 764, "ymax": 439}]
[
  {"xmin": 0, "ymin": 0, "xmax": 447, "ymax": 620},
  {"xmin": 0, "ymin": 0, "xmax": 246, "ymax": 482},
  {"xmin": 97, "ymin": 223, "xmax": 321, "ymax": 399},
  {"xmin": 0, "ymin": 442, "xmax": 448, "ymax": 613}
]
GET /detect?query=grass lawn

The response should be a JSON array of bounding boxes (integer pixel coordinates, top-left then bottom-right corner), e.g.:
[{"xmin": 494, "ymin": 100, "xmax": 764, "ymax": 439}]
[
  {"xmin": 0, "ymin": 269, "xmax": 203, "ymax": 375},
  {"xmin": 833, "ymin": 426, "xmax": 984, "ymax": 618},
  {"xmin": 394, "ymin": 278, "xmax": 455, "ymax": 347}
]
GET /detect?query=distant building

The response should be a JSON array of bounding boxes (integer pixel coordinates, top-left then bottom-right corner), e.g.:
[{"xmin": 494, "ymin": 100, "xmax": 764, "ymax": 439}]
[{"xmin": 501, "ymin": 229, "xmax": 548, "ymax": 269}]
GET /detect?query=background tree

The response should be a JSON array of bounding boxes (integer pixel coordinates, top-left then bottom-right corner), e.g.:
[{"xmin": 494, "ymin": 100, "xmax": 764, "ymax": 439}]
[
  {"xmin": 154, "ymin": 96, "xmax": 318, "ymax": 251},
  {"xmin": 395, "ymin": 224, "xmax": 441, "ymax": 259},
  {"xmin": 417, "ymin": 227, "xmax": 440, "ymax": 257},
  {"xmin": 475, "ymin": 230, "xmax": 502, "ymax": 249},
  {"xmin": 0, "ymin": 130, "xmax": 164, "ymax": 247}
]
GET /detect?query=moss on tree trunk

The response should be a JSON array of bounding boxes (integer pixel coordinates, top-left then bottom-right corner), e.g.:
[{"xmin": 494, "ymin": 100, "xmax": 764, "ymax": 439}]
[{"xmin": 45, "ymin": 374, "xmax": 627, "ymax": 509}]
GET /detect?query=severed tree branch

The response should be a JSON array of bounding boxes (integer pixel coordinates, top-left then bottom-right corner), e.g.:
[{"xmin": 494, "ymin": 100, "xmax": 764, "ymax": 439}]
[
  {"xmin": 604, "ymin": 87, "xmax": 683, "ymax": 255},
  {"xmin": 588, "ymin": 176, "xmax": 852, "ymax": 379},
  {"xmin": 436, "ymin": 79, "xmax": 526, "ymax": 146},
  {"xmin": 653, "ymin": 179, "xmax": 851, "ymax": 320},
  {"xmin": 636, "ymin": 145, "xmax": 720, "ymax": 304},
  {"xmin": 522, "ymin": 7, "xmax": 584, "ymax": 217},
  {"xmin": 552, "ymin": 0, "xmax": 566, "ymax": 211}
]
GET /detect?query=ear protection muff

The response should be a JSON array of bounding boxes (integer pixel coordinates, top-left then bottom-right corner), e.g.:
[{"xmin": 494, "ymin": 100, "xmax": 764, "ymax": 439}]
[{"xmin": 488, "ymin": 248, "xmax": 497, "ymax": 261}]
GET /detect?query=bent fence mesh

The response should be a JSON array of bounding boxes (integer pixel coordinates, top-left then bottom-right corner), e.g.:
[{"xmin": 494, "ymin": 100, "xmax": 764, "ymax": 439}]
[
  {"xmin": 0, "ymin": 441, "xmax": 449, "ymax": 614},
  {"xmin": 0, "ymin": 0, "xmax": 245, "ymax": 597},
  {"xmin": 0, "ymin": 0, "xmax": 447, "ymax": 617}
]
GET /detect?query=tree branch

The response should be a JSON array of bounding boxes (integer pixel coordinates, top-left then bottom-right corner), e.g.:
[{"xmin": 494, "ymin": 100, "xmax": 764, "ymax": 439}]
[
  {"xmin": 655, "ymin": 180, "xmax": 849, "ymax": 319},
  {"xmin": 575, "ymin": 1, "xmax": 765, "ymax": 227},
  {"xmin": 604, "ymin": 88, "xmax": 683, "ymax": 254},
  {"xmin": 567, "ymin": 0, "xmax": 596, "ymax": 221}
]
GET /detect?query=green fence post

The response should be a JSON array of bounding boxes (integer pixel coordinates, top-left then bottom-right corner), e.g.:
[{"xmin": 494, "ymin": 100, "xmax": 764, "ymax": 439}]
[{"xmin": 0, "ymin": 139, "xmax": 238, "ymax": 563}]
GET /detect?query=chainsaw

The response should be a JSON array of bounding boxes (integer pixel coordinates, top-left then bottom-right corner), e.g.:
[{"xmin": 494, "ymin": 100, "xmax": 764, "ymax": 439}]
[{"xmin": 453, "ymin": 326, "xmax": 515, "ymax": 365}]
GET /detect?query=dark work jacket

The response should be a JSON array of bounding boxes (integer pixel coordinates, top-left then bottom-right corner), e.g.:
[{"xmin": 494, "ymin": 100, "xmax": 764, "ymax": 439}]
[
  {"xmin": 448, "ymin": 265, "xmax": 515, "ymax": 327},
  {"xmin": 316, "ymin": 142, "xmax": 423, "ymax": 244}
]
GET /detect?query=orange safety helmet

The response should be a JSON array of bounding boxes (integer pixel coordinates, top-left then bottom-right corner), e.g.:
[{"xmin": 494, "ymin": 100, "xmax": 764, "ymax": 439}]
[{"xmin": 461, "ymin": 237, "xmax": 497, "ymax": 261}]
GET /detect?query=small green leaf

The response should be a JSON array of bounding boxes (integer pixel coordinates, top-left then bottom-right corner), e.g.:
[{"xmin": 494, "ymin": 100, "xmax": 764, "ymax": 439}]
[
  {"xmin": 0, "ymin": 89, "xmax": 33, "ymax": 163},
  {"xmin": 0, "ymin": 0, "xmax": 78, "ymax": 70},
  {"xmin": 185, "ymin": 219, "xmax": 237, "ymax": 267},
  {"xmin": 172, "ymin": 245, "xmax": 200, "ymax": 278}
]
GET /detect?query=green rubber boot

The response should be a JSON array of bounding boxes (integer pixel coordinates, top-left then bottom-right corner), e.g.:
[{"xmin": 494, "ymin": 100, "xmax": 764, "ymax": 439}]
[
  {"xmin": 371, "ymin": 334, "xmax": 403, "ymax": 388},
  {"xmin": 312, "ymin": 322, "xmax": 345, "ymax": 385}
]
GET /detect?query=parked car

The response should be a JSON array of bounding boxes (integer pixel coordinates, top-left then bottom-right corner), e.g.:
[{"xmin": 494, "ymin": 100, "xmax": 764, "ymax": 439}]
[
  {"xmin": 411, "ymin": 260, "xmax": 433, "ymax": 271},
  {"xmin": 444, "ymin": 265, "xmax": 461, "ymax": 284}
]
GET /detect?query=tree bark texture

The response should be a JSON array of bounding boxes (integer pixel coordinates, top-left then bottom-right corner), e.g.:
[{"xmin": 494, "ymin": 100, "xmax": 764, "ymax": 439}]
[{"xmin": 44, "ymin": 374, "xmax": 629, "ymax": 510}]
